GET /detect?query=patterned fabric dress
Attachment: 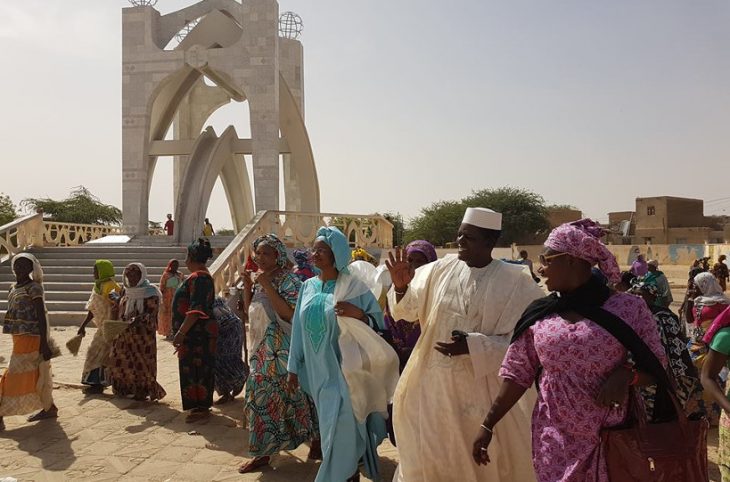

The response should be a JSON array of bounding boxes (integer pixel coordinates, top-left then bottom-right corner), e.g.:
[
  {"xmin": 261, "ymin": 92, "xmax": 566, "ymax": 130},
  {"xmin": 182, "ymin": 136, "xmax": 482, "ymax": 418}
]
[
  {"xmin": 709, "ymin": 328, "xmax": 730, "ymax": 481},
  {"xmin": 213, "ymin": 298, "xmax": 247, "ymax": 397},
  {"xmin": 501, "ymin": 293, "xmax": 667, "ymax": 482},
  {"xmin": 0, "ymin": 282, "xmax": 54, "ymax": 416},
  {"xmin": 172, "ymin": 271, "xmax": 217, "ymax": 411},
  {"xmin": 639, "ymin": 306, "xmax": 704, "ymax": 419},
  {"xmin": 109, "ymin": 296, "xmax": 166, "ymax": 401},
  {"xmin": 244, "ymin": 270, "xmax": 317, "ymax": 456},
  {"xmin": 688, "ymin": 302, "xmax": 729, "ymax": 425},
  {"xmin": 158, "ymin": 271, "xmax": 184, "ymax": 337},
  {"xmin": 81, "ymin": 285, "xmax": 119, "ymax": 388}
]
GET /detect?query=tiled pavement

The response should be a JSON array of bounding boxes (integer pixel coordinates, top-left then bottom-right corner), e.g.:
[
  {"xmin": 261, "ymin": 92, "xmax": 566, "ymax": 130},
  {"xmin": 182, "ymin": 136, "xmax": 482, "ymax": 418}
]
[
  {"xmin": 0, "ymin": 328, "xmax": 721, "ymax": 481},
  {"xmin": 0, "ymin": 328, "xmax": 399, "ymax": 481}
]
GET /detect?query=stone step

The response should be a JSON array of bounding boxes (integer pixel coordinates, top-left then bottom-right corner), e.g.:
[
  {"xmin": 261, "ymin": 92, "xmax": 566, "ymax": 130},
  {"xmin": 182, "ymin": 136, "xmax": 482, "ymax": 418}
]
[
  {"xmin": 0, "ymin": 282, "xmax": 95, "ymax": 292},
  {"xmin": 25, "ymin": 252, "xmax": 186, "ymax": 261},
  {"xmin": 0, "ymin": 266, "xmax": 172, "ymax": 278},
  {"xmin": 0, "ymin": 299, "xmax": 87, "ymax": 311},
  {"xmin": 0, "ymin": 311, "xmax": 87, "ymax": 326},
  {"xmin": 16, "ymin": 258, "xmax": 179, "ymax": 268}
]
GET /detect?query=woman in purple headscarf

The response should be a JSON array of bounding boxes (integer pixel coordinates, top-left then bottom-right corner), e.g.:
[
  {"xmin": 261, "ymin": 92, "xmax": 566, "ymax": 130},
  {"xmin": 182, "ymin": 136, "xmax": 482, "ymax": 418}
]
[
  {"xmin": 384, "ymin": 240, "xmax": 438, "ymax": 371},
  {"xmin": 472, "ymin": 219, "xmax": 667, "ymax": 482}
]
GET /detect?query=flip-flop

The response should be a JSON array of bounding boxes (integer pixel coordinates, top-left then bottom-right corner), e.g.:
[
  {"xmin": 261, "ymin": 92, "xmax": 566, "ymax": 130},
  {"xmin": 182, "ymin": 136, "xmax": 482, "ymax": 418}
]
[{"xmin": 238, "ymin": 457, "xmax": 270, "ymax": 474}]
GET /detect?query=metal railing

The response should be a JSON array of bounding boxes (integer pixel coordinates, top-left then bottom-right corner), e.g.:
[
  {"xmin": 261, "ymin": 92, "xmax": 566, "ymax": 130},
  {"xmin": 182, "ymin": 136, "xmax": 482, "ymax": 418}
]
[{"xmin": 209, "ymin": 210, "xmax": 394, "ymax": 294}]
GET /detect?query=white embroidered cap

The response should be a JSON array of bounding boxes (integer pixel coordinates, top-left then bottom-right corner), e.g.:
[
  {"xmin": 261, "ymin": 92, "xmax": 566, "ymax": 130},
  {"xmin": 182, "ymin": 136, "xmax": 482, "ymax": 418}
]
[{"xmin": 462, "ymin": 207, "xmax": 502, "ymax": 230}]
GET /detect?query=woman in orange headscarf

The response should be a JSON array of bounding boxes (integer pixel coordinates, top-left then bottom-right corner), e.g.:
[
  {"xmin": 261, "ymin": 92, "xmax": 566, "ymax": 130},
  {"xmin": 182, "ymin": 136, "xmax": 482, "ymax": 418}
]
[{"xmin": 158, "ymin": 259, "xmax": 184, "ymax": 340}]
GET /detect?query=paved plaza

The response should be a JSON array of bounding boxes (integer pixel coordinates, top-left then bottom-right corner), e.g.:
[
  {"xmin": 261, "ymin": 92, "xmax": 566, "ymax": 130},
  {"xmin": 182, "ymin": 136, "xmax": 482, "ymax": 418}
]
[
  {"xmin": 0, "ymin": 326, "xmax": 721, "ymax": 481},
  {"xmin": 0, "ymin": 328, "xmax": 399, "ymax": 481}
]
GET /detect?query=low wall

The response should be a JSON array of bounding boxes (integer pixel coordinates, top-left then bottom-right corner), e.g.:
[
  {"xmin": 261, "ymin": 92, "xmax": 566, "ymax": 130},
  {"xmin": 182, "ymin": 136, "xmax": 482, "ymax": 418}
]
[{"xmin": 511, "ymin": 244, "xmax": 730, "ymax": 267}]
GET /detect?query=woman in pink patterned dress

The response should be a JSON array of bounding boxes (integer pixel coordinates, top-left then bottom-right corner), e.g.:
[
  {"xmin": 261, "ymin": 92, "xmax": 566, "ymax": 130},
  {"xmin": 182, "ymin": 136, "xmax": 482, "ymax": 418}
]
[{"xmin": 472, "ymin": 220, "xmax": 667, "ymax": 482}]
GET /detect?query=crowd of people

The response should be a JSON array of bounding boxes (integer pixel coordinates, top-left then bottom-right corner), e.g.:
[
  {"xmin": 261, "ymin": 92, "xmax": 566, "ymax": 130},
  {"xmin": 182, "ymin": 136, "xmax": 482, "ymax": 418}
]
[{"xmin": 1, "ymin": 208, "xmax": 730, "ymax": 481}]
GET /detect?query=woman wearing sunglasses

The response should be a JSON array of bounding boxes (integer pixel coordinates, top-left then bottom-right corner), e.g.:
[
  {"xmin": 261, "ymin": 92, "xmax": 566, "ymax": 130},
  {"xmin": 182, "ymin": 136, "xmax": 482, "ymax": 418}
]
[{"xmin": 472, "ymin": 219, "xmax": 667, "ymax": 482}]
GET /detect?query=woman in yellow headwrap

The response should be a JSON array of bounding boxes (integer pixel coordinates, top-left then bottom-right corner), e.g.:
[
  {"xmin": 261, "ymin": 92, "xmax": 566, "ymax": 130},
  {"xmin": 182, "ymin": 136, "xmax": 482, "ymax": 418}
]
[{"xmin": 77, "ymin": 260, "xmax": 121, "ymax": 395}]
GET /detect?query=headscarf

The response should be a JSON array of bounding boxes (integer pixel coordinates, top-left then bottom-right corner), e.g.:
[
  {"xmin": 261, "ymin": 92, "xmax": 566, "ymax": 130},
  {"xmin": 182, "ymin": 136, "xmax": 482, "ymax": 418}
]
[
  {"xmin": 703, "ymin": 305, "xmax": 730, "ymax": 344},
  {"xmin": 188, "ymin": 238, "xmax": 213, "ymax": 264},
  {"xmin": 12, "ymin": 253, "xmax": 44, "ymax": 285},
  {"xmin": 631, "ymin": 255, "xmax": 649, "ymax": 277},
  {"xmin": 164, "ymin": 259, "xmax": 179, "ymax": 273},
  {"xmin": 94, "ymin": 259, "xmax": 116, "ymax": 294},
  {"xmin": 693, "ymin": 272, "xmax": 730, "ymax": 307},
  {"xmin": 629, "ymin": 278, "xmax": 659, "ymax": 297},
  {"xmin": 316, "ymin": 226, "xmax": 351, "ymax": 273},
  {"xmin": 405, "ymin": 240, "xmax": 438, "ymax": 263},
  {"xmin": 253, "ymin": 233, "xmax": 289, "ymax": 268},
  {"xmin": 123, "ymin": 263, "xmax": 162, "ymax": 318},
  {"xmin": 293, "ymin": 249, "xmax": 312, "ymax": 268},
  {"xmin": 351, "ymin": 247, "xmax": 376, "ymax": 264},
  {"xmin": 544, "ymin": 218, "xmax": 621, "ymax": 284}
]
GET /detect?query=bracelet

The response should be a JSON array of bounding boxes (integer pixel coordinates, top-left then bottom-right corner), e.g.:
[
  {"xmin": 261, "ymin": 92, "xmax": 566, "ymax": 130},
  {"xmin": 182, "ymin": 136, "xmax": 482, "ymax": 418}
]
[{"xmin": 480, "ymin": 424, "xmax": 493, "ymax": 434}]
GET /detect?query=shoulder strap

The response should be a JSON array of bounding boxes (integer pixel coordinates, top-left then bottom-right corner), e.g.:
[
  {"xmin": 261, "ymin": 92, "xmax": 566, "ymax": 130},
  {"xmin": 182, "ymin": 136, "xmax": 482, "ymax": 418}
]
[{"xmin": 576, "ymin": 306, "xmax": 671, "ymax": 389}]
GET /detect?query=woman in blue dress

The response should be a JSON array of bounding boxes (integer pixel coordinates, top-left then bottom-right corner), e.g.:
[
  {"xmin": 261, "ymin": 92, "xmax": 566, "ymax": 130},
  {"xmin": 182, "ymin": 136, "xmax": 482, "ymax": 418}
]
[{"xmin": 287, "ymin": 226, "xmax": 392, "ymax": 482}]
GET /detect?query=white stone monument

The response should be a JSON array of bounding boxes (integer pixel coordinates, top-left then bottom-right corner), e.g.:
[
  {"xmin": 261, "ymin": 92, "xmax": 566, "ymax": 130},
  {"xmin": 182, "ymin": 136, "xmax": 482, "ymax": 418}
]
[{"xmin": 122, "ymin": 0, "xmax": 320, "ymax": 241}]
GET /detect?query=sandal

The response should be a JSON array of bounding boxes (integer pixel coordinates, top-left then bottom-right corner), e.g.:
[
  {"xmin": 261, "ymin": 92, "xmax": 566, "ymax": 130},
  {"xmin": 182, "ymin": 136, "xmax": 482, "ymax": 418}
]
[
  {"xmin": 238, "ymin": 456, "xmax": 270, "ymax": 474},
  {"xmin": 214, "ymin": 393, "xmax": 233, "ymax": 405},
  {"xmin": 307, "ymin": 440, "xmax": 323, "ymax": 461},
  {"xmin": 185, "ymin": 409, "xmax": 210, "ymax": 423},
  {"xmin": 27, "ymin": 406, "xmax": 58, "ymax": 422},
  {"xmin": 82, "ymin": 386, "xmax": 104, "ymax": 395}
]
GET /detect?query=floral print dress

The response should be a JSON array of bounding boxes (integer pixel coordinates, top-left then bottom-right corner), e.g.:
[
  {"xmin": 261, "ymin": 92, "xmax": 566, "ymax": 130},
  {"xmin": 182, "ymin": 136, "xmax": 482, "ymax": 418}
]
[
  {"xmin": 500, "ymin": 293, "xmax": 667, "ymax": 482},
  {"xmin": 244, "ymin": 270, "xmax": 317, "ymax": 456},
  {"xmin": 172, "ymin": 271, "xmax": 217, "ymax": 411}
]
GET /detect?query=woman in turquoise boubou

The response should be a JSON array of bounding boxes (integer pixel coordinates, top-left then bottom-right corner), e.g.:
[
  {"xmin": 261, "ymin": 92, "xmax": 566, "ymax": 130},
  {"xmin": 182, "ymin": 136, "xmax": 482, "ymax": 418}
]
[{"xmin": 287, "ymin": 226, "xmax": 397, "ymax": 482}]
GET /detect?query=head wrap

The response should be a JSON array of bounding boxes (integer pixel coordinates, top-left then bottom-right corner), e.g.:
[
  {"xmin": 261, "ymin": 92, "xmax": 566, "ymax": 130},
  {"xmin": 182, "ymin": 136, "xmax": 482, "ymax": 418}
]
[
  {"xmin": 316, "ymin": 226, "xmax": 351, "ymax": 273},
  {"xmin": 165, "ymin": 259, "xmax": 179, "ymax": 273},
  {"xmin": 12, "ymin": 253, "xmax": 44, "ymax": 285},
  {"xmin": 94, "ymin": 259, "xmax": 116, "ymax": 295},
  {"xmin": 405, "ymin": 240, "xmax": 438, "ymax": 263},
  {"xmin": 253, "ymin": 233, "xmax": 289, "ymax": 268},
  {"xmin": 544, "ymin": 218, "xmax": 620, "ymax": 284},
  {"xmin": 293, "ymin": 249, "xmax": 311, "ymax": 268},
  {"xmin": 693, "ymin": 272, "xmax": 730, "ymax": 307},
  {"xmin": 123, "ymin": 263, "xmax": 162, "ymax": 318},
  {"xmin": 648, "ymin": 259, "xmax": 659, "ymax": 268},
  {"xmin": 351, "ymin": 247, "xmax": 376, "ymax": 264},
  {"xmin": 629, "ymin": 278, "xmax": 659, "ymax": 296},
  {"xmin": 188, "ymin": 238, "xmax": 213, "ymax": 264}
]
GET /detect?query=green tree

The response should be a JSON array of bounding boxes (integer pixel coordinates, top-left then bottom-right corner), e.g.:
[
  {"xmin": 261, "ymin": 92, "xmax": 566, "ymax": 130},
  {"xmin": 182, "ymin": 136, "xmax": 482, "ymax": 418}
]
[
  {"xmin": 0, "ymin": 193, "xmax": 17, "ymax": 226},
  {"xmin": 463, "ymin": 188, "xmax": 550, "ymax": 246},
  {"xmin": 22, "ymin": 186, "xmax": 122, "ymax": 225},
  {"xmin": 406, "ymin": 200, "xmax": 466, "ymax": 246},
  {"xmin": 382, "ymin": 212, "xmax": 405, "ymax": 247},
  {"xmin": 406, "ymin": 187, "xmax": 551, "ymax": 247},
  {"xmin": 217, "ymin": 228, "xmax": 236, "ymax": 236}
]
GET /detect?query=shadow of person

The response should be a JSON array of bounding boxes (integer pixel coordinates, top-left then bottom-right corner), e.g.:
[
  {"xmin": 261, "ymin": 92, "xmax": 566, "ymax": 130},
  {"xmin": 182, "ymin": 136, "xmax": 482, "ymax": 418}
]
[{"xmin": 6, "ymin": 418, "xmax": 76, "ymax": 470}]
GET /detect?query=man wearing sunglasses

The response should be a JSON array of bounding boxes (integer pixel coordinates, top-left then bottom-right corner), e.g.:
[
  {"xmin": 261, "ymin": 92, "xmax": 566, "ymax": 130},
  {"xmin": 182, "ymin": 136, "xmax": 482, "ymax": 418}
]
[{"xmin": 385, "ymin": 207, "xmax": 544, "ymax": 482}]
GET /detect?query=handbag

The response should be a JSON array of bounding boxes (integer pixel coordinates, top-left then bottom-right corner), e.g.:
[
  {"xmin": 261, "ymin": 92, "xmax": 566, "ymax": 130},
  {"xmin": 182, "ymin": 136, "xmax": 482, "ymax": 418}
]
[{"xmin": 577, "ymin": 306, "xmax": 709, "ymax": 482}]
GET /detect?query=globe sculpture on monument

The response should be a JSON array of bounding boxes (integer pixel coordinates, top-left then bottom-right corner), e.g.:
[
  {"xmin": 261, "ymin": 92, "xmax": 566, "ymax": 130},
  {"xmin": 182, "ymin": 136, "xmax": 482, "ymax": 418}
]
[{"xmin": 122, "ymin": 0, "xmax": 320, "ymax": 242}]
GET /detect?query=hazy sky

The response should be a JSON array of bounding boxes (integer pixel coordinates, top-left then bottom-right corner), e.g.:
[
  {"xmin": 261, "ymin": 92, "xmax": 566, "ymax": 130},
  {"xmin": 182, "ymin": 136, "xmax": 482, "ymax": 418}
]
[{"xmin": 1, "ymin": 0, "xmax": 729, "ymax": 229}]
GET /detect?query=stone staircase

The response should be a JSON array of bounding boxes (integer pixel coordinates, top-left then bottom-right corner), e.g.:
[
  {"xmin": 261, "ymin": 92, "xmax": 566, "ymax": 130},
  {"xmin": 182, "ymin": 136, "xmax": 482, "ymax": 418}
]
[{"xmin": 0, "ymin": 244, "xmax": 193, "ymax": 326}]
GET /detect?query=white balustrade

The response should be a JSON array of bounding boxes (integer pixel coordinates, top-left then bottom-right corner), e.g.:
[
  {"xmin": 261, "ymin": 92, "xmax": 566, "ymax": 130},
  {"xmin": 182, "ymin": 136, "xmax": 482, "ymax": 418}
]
[
  {"xmin": 42, "ymin": 222, "xmax": 124, "ymax": 247},
  {"xmin": 0, "ymin": 213, "xmax": 46, "ymax": 263},
  {"xmin": 209, "ymin": 210, "xmax": 394, "ymax": 294}
]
